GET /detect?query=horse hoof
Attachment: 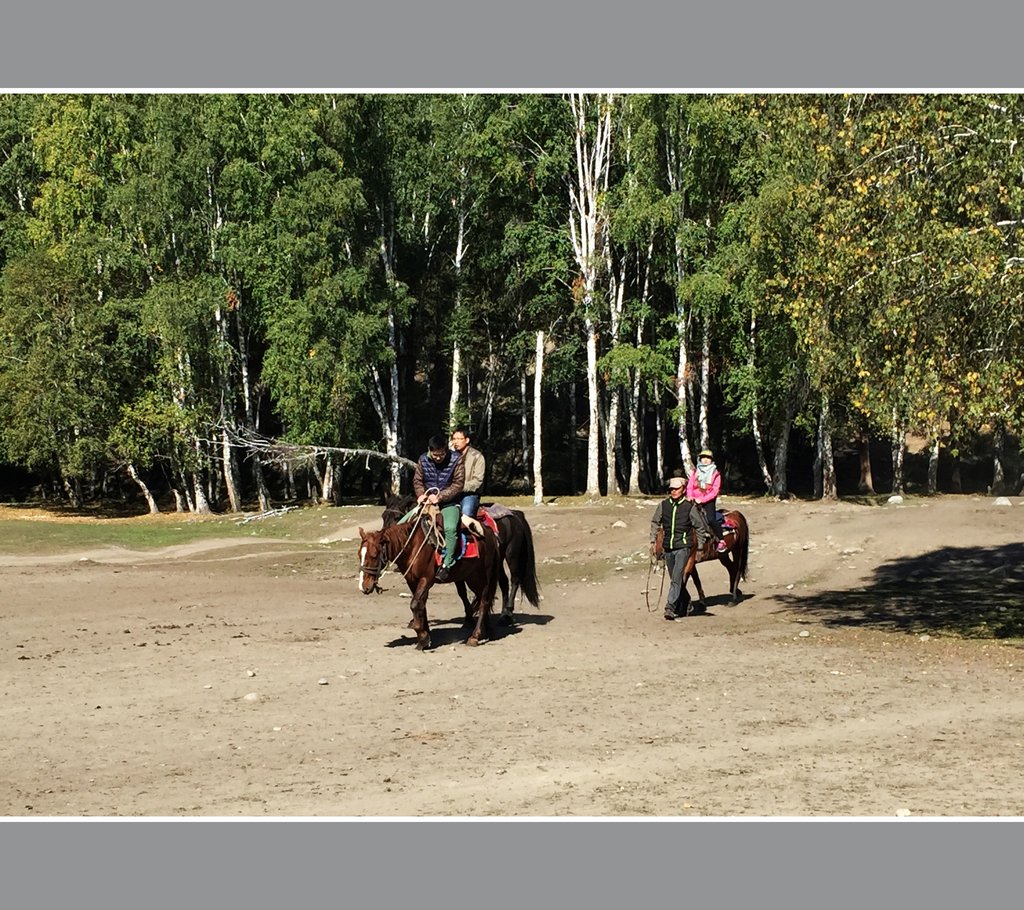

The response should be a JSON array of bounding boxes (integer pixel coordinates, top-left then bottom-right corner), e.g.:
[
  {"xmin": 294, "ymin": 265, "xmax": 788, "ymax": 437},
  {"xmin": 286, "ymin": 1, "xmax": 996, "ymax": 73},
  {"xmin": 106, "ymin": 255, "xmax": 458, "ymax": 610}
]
[
  {"xmin": 465, "ymin": 636, "xmax": 480, "ymax": 647},
  {"xmin": 497, "ymin": 613, "xmax": 514, "ymax": 627}
]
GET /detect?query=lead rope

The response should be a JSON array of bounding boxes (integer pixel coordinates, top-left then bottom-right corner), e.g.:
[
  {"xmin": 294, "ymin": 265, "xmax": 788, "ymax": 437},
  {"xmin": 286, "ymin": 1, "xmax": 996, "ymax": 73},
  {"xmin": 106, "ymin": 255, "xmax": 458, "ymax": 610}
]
[{"xmin": 645, "ymin": 552, "xmax": 666, "ymax": 612}]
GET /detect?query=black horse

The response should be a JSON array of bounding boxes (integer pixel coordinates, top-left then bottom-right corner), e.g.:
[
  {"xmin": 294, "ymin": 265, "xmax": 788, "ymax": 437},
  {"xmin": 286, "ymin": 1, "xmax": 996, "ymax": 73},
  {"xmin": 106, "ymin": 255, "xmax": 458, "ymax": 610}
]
[{"xmin": 383, "ymin": 494, "xmax": 540, "ymax": 626}]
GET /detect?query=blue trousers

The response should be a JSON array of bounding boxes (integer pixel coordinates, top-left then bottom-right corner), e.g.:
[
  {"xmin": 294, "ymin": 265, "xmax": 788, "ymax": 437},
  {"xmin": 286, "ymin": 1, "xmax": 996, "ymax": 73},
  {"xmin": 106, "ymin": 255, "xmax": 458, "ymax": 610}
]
[{"xmin": 460, "ymin": 493, "xmax": 481, "ymax": 518}]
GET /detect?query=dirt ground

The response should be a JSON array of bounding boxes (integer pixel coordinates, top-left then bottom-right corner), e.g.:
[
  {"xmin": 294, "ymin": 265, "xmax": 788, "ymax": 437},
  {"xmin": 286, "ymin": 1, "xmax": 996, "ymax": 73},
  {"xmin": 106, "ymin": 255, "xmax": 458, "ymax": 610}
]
[{"xmin": 2, "ymin": 492, "xmax": 1023, "ymax": 817}]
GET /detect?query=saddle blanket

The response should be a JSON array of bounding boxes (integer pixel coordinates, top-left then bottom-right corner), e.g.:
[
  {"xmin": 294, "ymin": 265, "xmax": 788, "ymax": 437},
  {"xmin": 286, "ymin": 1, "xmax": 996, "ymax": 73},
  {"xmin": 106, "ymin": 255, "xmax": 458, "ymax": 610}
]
[{"xmin": 434, "ymin": 509, "xmax": 499, "ymax": 566}]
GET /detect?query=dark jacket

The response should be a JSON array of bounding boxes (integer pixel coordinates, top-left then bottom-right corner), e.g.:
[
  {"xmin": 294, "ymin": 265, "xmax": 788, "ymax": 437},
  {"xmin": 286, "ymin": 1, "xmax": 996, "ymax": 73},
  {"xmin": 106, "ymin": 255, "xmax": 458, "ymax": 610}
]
[
  {"xmin": 650, "ymin": 496, "xmax": 695, "ymax": 551},
  {"xmin": 413, "ymin": 450, "xmax": 465, "ymax": 506}
]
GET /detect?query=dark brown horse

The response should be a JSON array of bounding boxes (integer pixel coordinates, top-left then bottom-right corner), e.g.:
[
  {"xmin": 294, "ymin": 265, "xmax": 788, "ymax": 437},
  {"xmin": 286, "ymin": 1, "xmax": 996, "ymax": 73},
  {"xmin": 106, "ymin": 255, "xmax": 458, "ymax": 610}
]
[
  {"xmin": 682, "ymin": 509, "xmax": 750, "ymax": 614},
  {"xmin": 358, "ymin": 513, "xmax": 502, "ymax": 650},
  {"xmin": 382, "ymin": 494, "xmax": 540, "ymax": 626}
]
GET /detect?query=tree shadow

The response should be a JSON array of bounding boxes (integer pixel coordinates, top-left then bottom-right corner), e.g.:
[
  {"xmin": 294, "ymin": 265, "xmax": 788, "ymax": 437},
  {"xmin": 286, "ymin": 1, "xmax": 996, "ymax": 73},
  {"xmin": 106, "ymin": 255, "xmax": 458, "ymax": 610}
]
[{"xmin": 771, "ymin": 543, "xmax": 1024, "ymax": 639}]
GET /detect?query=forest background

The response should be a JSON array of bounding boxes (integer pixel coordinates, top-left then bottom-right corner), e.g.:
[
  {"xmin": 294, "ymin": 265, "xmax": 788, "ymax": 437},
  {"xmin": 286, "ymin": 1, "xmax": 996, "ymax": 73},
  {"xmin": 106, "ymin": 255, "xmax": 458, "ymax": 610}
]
[{"xmin": 1, "ymin": 92, "xmax": 1022, "ymax": 513}]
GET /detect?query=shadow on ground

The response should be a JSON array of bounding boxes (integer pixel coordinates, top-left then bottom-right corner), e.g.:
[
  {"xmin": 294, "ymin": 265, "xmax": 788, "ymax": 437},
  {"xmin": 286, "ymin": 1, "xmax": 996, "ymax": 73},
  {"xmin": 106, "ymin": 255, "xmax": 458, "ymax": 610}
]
[{"xmin": 771, "ymin": 543, "xmax": 1024, "ymax": 639}]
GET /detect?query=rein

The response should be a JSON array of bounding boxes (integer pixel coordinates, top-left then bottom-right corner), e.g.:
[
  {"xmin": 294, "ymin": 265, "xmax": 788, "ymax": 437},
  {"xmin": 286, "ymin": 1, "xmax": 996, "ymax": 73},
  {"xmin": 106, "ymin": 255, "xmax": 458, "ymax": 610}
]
[
  {"xmin": 644, "ymin": 553, "xmax": 666, "ymax": 612},
  {"xmin": 362, "ymin": 503, "xmax": 432, "ymax": 587}
]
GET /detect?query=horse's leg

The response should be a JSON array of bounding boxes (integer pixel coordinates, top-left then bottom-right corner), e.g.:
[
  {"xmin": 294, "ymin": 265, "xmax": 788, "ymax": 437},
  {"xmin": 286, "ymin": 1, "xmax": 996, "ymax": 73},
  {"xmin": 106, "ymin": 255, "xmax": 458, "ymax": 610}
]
[
  {"xmin": 467, "ymin": 539, "xmax": 499, "ymax": 646},
  {"xmin": 720, "ymin": 550, "xmax": 741, "ymax": 603},
  {"xmin": 497, "ymin": 527, "xmax": 516, "ymax": 624},
  {"xmin": 456, "ymin": 579, "xmax": 477, "ymax": 628},
  {"xmin": 689, "ymin": 565, "xmax": 707, "ymax": 610},
  {"xmin": 683, "ymin": 548, "xmax": 707, "ymax": 616},
  {"xmin": 409, "ymin": 578, "xmax": 433, "ymax": 650},
  {"xmin": 496, "ymin": 562, "xmax": 513, "ymax": 626}
]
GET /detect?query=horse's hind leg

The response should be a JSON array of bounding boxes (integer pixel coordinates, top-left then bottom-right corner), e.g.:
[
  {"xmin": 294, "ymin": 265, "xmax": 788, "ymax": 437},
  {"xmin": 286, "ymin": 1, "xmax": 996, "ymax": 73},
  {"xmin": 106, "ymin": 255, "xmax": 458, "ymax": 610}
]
[
  {"xmin": 720, "ymin": 554, "xmax": 741, "ymax": 603},
  {"xmin": 497, "ymin": 564, "xmax": 514, "ymax": 626},
  {"xmin": 456, "ymin": 580, "xmax": 477, "ymax": 629},
  {"xmin": 688, "ymin": 565, "xmax": 707, "ymax": 614}
]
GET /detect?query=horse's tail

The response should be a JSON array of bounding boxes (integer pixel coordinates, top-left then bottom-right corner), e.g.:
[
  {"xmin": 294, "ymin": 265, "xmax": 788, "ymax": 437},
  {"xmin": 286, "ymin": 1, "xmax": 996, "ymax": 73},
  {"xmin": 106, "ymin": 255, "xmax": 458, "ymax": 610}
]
[
  {"xmin": 516, "ymin": 514, "xmax": 542, "ymax": 608},
  {"xmin": 730, "ymin": 511, "xmax": 749, "ymax": 582}
]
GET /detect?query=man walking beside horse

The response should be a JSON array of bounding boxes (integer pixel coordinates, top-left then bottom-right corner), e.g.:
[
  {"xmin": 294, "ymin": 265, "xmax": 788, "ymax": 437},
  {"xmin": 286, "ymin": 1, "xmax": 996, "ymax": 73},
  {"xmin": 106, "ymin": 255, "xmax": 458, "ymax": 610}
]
[{"xmin": 650, "ymin": 475, "xmax": 699, "ymax": 620}]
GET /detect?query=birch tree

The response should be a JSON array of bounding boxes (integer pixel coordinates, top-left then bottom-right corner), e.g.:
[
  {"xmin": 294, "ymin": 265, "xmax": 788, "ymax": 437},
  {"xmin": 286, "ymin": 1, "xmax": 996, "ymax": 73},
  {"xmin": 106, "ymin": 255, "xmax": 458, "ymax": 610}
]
[{"xmin": 568, "ymin": 92, "xmax": 615, "ymax": 496}]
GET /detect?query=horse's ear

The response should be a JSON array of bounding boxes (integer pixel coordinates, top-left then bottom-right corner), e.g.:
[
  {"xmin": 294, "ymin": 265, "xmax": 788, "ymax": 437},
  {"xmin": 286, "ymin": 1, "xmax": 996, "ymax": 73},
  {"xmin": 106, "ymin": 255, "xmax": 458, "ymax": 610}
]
[{"xmin": 358, "ymin": 527, "xmax": 365, "ymax": 539}]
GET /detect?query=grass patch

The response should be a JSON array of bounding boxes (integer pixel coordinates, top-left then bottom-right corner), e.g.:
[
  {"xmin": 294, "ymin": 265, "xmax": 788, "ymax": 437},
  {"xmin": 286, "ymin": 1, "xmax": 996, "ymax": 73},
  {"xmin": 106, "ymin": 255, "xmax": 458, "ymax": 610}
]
[{"xmin": 0, "ymin": 502, "xmax": 382, "ymax": 556}]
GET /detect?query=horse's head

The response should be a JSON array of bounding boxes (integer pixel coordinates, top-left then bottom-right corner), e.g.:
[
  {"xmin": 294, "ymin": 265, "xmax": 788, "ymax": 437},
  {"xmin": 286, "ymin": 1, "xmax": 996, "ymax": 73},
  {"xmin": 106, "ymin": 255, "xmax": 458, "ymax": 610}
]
[
  {"xmin": 357, "ymin": 527, "xmax": 387, "ymax": 594},
  {"xmin": 381, "ymin": 493, "xmax": 416, "ymax": 528}
]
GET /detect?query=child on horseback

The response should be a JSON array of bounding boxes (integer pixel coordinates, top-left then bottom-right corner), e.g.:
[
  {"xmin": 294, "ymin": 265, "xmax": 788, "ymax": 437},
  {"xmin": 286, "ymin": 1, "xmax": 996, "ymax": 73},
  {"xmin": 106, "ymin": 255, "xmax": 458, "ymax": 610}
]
[{"xmin": 687, "ymin": 448, "xmax": 726, "ymax": 553}]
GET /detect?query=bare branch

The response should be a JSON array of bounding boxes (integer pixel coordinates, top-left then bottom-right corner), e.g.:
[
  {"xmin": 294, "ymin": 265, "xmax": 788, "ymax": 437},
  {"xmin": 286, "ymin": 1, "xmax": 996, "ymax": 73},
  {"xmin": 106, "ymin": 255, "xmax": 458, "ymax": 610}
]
[{"xmin": 221, "ymin": 426, "xmax": 417, "ymax": 472}]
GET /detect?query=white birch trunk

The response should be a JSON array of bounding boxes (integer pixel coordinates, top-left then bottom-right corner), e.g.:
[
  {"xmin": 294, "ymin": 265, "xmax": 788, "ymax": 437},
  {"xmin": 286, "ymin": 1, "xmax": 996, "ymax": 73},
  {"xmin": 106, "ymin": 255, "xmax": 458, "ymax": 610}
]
[
  {"xmin": 603, "ymin": 253, "xmax": 626, "ymax": 496},
  {"xmin": 520, "ymin": 372, "xmax": 530, "ymax": 486},
  {"xmin": 891, "ymin": 407, "xmax": 906, "ymax": 496},
  {"xmin": 533, "ymin": 331, "xmax": 545, "ymax": 505},
  {"xmin": 214, "ymin": 302, "xmax": 241, "ymax": 513},
  {"xmin": 585, "ymin": 316, "xmax": 601, "ymax": 497},
  {"xmin": 235, "ymin": 290, "xmax": 271, "ymax": 511},
  {"xmin": 927, "ymin": 433, "xmax": 940, "ymax": 495},
  {"xmin": 191, "ymin": 471, "xmax": 209, "ymax": 514},
  {"xmin": 568, "ymin": 92, "xmax": 614, "ymax": 499},
  {"xmin": 127, "ymin": 463, "xmax": 159, "ymax": 514},
  {"xmin": 699, "ymin": 314, "xmax": 711, "ymax": 449},
  {"xmin": 749, "ymin": 311, "xmax": 774, "ymax": 492},
  {"xmin": 448, "ymin": 204, "xmax": 467, "ymax": 425},
  {"xmin": 376, "ymin": 205, "xmax": 404, "ymax": 495},
  {"xmin": 221, "ymin": 426, "xmax": 241, "ymax": 512},
  {"xmin": 818, "ymin": 395, "xmax": 837, "ymax": 501}
]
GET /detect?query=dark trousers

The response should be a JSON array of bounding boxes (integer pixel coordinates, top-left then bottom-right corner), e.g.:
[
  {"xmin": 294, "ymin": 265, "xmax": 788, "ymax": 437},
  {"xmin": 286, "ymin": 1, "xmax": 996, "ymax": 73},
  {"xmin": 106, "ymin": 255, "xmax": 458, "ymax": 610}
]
[
  {"xmin": 694, "ymin": 500, "xmax": 721, "ymax": 539},
  {"xmin": 663, "ymin": 549, "xmax": 691, "ymax": 614}
]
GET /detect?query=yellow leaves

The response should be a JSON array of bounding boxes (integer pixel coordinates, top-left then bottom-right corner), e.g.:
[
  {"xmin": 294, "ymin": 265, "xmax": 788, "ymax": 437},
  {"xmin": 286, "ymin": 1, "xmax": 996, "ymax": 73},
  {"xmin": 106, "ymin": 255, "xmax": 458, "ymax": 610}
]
[{"xmin": 308, "ymin": 348, "xmax": 317, "ymax": 359}]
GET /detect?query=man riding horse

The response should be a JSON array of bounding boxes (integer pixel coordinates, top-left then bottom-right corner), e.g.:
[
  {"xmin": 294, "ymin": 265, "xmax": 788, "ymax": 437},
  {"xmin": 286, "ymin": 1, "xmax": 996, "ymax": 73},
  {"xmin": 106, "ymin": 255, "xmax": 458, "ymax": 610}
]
[{"xmin": 412, "ymin": 434, "xmax": 465, "ymax": 583}]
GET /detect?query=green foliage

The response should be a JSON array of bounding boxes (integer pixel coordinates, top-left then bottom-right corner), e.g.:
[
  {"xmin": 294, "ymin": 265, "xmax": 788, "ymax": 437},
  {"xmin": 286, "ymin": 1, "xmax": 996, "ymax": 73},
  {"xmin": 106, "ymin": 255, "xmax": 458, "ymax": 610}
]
[{"xmin": 1, "ymin": 92, "xmax": 1022, "ymax": 506}]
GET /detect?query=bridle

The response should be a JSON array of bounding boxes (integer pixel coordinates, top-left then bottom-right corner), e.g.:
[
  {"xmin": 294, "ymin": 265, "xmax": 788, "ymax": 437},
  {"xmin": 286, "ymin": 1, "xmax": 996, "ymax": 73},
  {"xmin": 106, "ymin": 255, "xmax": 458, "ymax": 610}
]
[
  {"xmin": 359, "ymin": 501, "xmax": 430, "ymax": 591},
  {"xmin": 359, "ymin": 536, "xmax": 389, "ymax": 593}
]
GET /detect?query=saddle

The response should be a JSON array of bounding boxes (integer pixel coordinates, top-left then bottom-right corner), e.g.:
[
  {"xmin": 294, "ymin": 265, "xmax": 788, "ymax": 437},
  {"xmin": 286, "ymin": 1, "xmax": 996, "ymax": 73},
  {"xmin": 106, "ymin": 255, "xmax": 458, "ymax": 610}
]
[
  {"xmin": 691, "ymin": 505, "xmax": 735, "ymax": 556},
  {"xmin": 423, "ymin": 504, "xmax": 500, "ymax": 567}
]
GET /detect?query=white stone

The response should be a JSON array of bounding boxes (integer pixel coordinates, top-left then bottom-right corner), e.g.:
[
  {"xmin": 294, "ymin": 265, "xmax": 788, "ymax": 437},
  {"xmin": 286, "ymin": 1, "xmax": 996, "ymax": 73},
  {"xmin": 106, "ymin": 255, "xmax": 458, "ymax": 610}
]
[
  {"xmin": 887, "ymin": 495, "xmax": 904, "ymax": 505},
  {"xmin": 994, "ymin": 497, "xmax": 1012, "ymax": 507},
  {"xmin": 895, "ymin": 808, "xmax": 912, "ymax": 818},
  {"xmin": 317, "ymin": 678, "xmax": 329, "ymax": 686},
  {"xmin": 798, "ymin": 630, "xmax": 810, "ymax": 638},
  {"xmin": 612, "ymin": 520, "xmax": 628, "ymax": 528},
  {"xmin": 242, "ymin": 692, "xmax": 260, "ymax": 702}
]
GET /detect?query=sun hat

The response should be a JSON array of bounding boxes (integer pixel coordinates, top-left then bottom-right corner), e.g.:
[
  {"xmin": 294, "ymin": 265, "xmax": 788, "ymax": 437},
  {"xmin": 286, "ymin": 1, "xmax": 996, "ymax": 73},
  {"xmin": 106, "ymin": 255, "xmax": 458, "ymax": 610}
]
[
  {"xmin": 668, "ymin": 476, "xmax": 685, "ymax": 489},
  {"xmin": 698, "ymin": 448, "xmax": 713, "ymax": 459}
]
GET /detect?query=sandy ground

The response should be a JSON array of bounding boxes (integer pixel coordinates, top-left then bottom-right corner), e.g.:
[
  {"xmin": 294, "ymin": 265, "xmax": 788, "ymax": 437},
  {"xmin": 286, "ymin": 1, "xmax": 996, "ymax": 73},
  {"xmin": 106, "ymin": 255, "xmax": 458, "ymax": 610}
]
[{"xmin": 2, "ymin": 493, "xmax": 1023, "ymax": 817}]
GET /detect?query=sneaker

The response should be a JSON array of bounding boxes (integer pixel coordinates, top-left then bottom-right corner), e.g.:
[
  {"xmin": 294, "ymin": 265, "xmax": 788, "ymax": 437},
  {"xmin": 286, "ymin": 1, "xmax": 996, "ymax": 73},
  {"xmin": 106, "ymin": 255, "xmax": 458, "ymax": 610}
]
[
  {"xmin": 716, "ymin": 540, "xmax": 727, "ymax": 552},
  {"xmin": 436, "ymin": 565, "xmax": 452, "ymax": 583},
  {"xmin": 663, "ymin": 608, "xmax": 677, "ymax": 621}
]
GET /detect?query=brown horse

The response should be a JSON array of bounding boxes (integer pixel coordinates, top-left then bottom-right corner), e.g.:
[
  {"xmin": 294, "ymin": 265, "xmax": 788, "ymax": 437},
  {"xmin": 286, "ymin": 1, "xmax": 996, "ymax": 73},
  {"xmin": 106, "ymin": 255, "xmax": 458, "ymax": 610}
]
[
  {"xmin": 682, "ymin": 509, "xmax": 750, "ymax": 614},
  {"xmin": 358, "ymin": 514, "xmax": 502, "ymax": 650},
  {"xmin": 382, "ymin": 494, "xmax": 540, "ymax": 626}
]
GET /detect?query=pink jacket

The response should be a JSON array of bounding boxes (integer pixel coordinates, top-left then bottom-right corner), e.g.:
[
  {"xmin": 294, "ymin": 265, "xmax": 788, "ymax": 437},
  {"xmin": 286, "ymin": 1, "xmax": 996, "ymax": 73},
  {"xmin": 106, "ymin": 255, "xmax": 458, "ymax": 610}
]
[{"xmin": 686, "ymin": 468, "xmax": 721, "ymax": 504}]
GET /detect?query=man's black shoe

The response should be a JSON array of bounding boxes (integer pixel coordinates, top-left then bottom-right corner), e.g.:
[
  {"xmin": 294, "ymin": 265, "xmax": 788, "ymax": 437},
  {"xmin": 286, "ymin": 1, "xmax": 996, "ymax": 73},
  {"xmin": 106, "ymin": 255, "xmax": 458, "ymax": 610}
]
[{"xmin": 436, "ymin": 565, "xmax": 452, "ymax": 583}]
